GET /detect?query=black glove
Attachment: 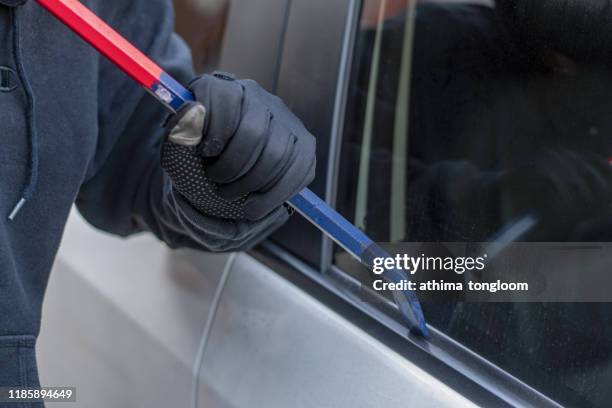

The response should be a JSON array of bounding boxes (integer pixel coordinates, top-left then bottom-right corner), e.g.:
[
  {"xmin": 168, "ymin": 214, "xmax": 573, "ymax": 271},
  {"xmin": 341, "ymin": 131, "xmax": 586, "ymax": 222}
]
[
  {"xmin": 499, "ymin": 149, "xmax": 612, "ymax": 237},
  {"xmin": 161, "ymin": 72, "xmax": 316, "ymax": 221}
]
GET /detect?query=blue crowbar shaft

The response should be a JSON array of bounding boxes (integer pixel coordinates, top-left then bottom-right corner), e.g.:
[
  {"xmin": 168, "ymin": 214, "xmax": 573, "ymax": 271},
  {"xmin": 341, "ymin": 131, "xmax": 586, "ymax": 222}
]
[{"xmin": 35, "ymin": 0, "xmax": 427, "ymax": 336}]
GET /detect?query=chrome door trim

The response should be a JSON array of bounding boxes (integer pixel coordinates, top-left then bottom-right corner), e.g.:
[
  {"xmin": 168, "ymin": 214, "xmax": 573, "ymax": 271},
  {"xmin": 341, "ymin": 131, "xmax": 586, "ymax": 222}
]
[{"xmin": 320, "ymin": 0, "xmax": 362, "ymax": 273}]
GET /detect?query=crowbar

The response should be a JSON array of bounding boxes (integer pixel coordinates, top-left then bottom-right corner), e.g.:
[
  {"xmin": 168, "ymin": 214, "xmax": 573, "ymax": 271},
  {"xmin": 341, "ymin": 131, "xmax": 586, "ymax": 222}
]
[{"xmin": 34, "ymin": 0, "xmax": 428, "ymax": 336}]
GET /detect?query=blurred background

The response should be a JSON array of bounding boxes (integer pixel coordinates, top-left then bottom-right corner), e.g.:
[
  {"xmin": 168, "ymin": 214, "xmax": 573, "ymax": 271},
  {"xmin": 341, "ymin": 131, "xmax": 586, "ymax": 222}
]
[{"xmin": 173, "ymin": 0, "xmax": 230, "ymax": 72}]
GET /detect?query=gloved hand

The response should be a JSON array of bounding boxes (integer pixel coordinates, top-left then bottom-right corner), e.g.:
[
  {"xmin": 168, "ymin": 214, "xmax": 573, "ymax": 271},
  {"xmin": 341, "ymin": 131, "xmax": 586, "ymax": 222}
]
[
  {"xmin": 161, "ymin": 72, "xmax": 316, "ymax": 221},
  {"xmin": 499, "ymin": 149, "xmax": 612, "ymax": 237}
]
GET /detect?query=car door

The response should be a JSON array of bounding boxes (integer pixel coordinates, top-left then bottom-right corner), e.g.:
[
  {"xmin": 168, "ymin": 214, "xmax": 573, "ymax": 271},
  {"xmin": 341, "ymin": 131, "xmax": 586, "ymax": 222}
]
[
  {"xmin": 195, "ymin": 0, "xmax": 594, "ymax": 407},
  {"xmin": 192, "ymin": 0, "xmax": 546, "ymax": 407},
  {"xmin": 38, "ymin": 210, "xmax": 231, "ymax": 408}
]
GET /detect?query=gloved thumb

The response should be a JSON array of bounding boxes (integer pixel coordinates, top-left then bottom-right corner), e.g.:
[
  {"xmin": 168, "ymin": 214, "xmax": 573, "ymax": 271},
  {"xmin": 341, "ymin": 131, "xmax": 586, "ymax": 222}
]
[{"xmin": 166, "ymin": 102, "xmax": 207, "ymax": 146}]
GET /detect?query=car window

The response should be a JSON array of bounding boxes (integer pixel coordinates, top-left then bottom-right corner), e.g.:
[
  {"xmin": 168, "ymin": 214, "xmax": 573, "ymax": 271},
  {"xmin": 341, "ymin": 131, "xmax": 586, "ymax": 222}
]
[{"xmin": 335, "ymin": 1, "xmax": 612, "ymax": 406}]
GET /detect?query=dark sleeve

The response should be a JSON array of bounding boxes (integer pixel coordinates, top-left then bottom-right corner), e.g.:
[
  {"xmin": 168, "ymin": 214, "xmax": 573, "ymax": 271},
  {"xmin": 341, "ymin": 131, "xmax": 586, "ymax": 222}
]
[{"xmin": 75, "ymin": 0, "xmax": 289, "ymax": 252}]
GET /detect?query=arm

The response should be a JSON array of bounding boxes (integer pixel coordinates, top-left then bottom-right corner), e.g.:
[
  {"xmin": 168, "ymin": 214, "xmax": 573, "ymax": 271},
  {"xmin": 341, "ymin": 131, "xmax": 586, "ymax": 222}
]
[{"xmin": 76, "ymin": 0, "xmax": 290, "ymax": 251}]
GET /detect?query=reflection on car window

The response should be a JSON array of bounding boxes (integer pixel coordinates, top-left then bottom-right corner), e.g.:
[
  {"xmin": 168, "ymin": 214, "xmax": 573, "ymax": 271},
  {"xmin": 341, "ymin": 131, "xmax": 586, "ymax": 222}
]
[
  {"xmin": 336, "ymin": 0, "xmax": 612, "ymax": 406},
  {"xmin": 172, "ymin": 0, "xmax": 230, "ymax": 72}
]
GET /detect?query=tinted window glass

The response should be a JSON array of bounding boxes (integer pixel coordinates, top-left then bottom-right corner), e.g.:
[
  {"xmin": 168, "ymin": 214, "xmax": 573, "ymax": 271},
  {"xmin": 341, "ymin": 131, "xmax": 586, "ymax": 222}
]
[{"xmin": 336, "ymin": 1, "xmax": 612, "ymax": 406}]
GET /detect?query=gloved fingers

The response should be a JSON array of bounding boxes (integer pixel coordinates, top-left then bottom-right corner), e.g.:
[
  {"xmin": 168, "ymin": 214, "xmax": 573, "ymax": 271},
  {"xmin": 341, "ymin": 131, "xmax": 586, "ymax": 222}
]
[
  {"xmin": 244, "ymin": 134, "xmax": 316, "ymax": 221},
  {"xmin": 216, "ymin": 124, "xmax": 296, "ymax": 201},
  {"xmin": 240, "ymin": 79, "xmax": 304, "ymax": 133},
  {"xmin": 257, "ymin": 133, "xmax": 299, "ymax": 192},
  {"xmin": 191, "ymin": 74, "xmax": 244, "ymax": 157},
  {"xmin": 165, "ymin": 102, "xmax": 207, "ymax": 146},
  {"xmin": 205, "ymin": 96, "xmax": 272, "ymax": 184},
  {"xmin": 161, "ymin": 141, "xmax": 248, "ymax": 220},
  {"xmin": 161, "ymin": 142, "xmax": 203, "ymax": 197},
  {"xmin": 163, "ymin": 74, "xmax": 316, "ymax": 222}
]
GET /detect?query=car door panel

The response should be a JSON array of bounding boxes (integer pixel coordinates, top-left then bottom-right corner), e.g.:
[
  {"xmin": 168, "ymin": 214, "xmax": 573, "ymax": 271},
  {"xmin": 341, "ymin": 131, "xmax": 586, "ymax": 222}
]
[
  {"xmin": 38, "ymin": 211, "xmax": 230, "ymax": 407},
  {"xmin": 196, "ymin": 253, "xmax": 476, "ymax": 408},
  {"xmin": 218, "ymin": 0, "xmax": 290, "ymax": 91},
  {"xmin": 270, "ymin": 0, "xmax": 354, "ymax": 266}
]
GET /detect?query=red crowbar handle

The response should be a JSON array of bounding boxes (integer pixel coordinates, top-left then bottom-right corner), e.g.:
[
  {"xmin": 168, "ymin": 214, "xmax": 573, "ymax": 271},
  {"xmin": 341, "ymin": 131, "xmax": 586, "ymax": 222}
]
[
  {"xmin": 35, "ymin": 0, "xmax": 192, "ymax": 112},
  {"xmin": 34, "ymin": 0, "xmax": 428, "ymax": 336}
]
